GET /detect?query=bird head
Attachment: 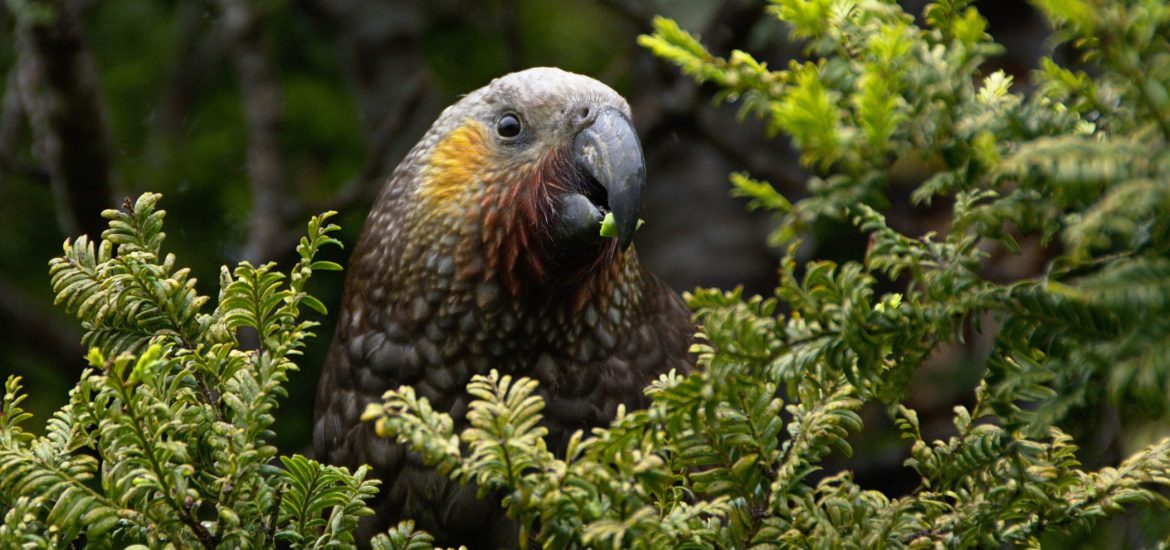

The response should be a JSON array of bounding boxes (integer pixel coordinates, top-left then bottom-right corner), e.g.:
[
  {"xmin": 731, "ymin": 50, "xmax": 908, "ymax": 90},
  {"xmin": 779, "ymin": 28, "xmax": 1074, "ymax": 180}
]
[{"xmin": 403, "ymin": 68, "xmax": 645, "ymax": 294}]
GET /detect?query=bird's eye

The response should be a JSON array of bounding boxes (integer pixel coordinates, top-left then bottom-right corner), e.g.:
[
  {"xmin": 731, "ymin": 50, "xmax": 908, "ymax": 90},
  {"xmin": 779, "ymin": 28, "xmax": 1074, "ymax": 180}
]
[{"xmin": 496, "ymin": 113, "xmax": 522, "ymax": 138}]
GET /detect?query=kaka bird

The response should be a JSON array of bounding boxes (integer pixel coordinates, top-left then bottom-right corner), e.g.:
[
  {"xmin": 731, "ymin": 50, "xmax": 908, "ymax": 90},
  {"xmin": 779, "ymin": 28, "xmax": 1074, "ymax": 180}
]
[{"xmin": 312, "ymin": 68, "xmax": 694, "ymax": 547}]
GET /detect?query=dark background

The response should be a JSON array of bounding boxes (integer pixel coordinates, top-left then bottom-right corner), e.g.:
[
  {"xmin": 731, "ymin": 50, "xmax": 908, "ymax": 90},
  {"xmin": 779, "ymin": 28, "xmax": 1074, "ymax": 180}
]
[{"xmin": 0, "ymin": 0, "xmax": 1047, "ymax": 495}]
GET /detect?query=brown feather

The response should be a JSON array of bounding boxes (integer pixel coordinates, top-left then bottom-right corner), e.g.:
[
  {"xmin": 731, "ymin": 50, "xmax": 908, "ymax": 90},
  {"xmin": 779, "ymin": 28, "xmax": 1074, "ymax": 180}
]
[{"xmin": 312, "ymin": 70, "xmax": 695, "ymax": 549}]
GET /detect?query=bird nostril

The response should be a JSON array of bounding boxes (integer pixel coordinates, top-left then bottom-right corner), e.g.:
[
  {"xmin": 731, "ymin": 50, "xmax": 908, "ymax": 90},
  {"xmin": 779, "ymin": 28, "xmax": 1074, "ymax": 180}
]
[{"xmin": 578, "ymin": 107, "xmax": 591, "ymax": 122}]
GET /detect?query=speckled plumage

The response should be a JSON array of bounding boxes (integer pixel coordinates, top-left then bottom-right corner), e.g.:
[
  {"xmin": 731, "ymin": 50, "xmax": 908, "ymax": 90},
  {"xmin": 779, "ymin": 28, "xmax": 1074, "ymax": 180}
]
[{"xmin": 312, "ymin": 68, "xmax": 693, "ymax": 548}]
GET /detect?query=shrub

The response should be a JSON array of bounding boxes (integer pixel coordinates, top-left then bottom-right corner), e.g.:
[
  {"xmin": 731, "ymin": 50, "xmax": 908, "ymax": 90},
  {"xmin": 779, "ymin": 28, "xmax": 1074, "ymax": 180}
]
[
  {"xmin": 365, "ymin": 0, "xmax": 1170, "ymax": 547},
  {"xmin": 0, "ymin": 194, "xmax": 382, "ymax": 548},
  {"xmin": 4, "ymin": 1, "xmax": 1170, "ymax": 548}
]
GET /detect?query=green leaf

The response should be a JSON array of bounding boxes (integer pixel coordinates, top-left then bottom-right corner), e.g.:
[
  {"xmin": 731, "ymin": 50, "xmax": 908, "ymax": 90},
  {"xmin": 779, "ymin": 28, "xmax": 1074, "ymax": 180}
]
[{"xmin": 598, "ymin": 212, "xmax": 646, "ymax": 238}]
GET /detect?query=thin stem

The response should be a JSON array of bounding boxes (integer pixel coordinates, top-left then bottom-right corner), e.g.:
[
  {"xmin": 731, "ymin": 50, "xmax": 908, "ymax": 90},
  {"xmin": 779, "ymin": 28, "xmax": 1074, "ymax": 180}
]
[
  {"xmin": 266, "ymin": 482, "xmax": 285, "ymax": 545},
  {"xmin": 110, "ymin": 363, "xmax": 217, "ymax": 548}
]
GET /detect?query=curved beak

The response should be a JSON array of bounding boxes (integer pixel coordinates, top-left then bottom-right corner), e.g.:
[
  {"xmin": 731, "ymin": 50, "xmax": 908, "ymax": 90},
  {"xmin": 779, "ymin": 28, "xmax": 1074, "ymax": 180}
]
[{"xmin": 571, "ymin": 107, "xmax": 645, "ymax": 251}]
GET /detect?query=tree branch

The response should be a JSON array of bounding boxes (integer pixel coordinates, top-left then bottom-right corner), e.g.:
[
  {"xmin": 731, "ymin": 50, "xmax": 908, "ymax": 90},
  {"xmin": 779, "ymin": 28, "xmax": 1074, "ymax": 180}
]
[
  {"xmin": 294, "ymin": 0, "xmax": 448, "ymax": 228},
  {"xmin": 298, "ymin": 71, "xmax": 429, "ymax": 220},
  {"xmin": 594, "ymin": 0, "xmax": 655, "ymax": 30},
  {"xmin": 0, "ymin": 71, "xmax": 24, "ymax": 170},
  {"xmin": 299, "ymin": 0, "xmax": 445, "ymax": 161},
  {"xmin": 13, "ymin": 0, "xmax": 115, "ymax": 239},
  {"xmin": 151, "ymin": 1, "xmax": 224, "ymax": 151},
  {"xmin": 219, "ymin": 0, "xmax": 289, "ymax": 264},
  {"xmin": 701, "ymin": 0, "xmax": 767, "ymax": 57},
  {"xmin": 0, "ymin": 70, "xmax": 51, "ymax": 190}
]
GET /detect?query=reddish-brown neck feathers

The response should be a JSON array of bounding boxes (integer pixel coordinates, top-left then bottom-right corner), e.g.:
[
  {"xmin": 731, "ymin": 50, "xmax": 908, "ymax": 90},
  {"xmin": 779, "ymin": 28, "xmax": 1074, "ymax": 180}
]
[
  {"xmin": 416, "ymin": 120, "xmax": 626, "ymax": 308},
  {"xmin": 480, "ymin": 147, "xmax": 621, "ymax": 299},
  {"xmin": 478, "ymin": 155, "xmax": 554, "ymax": 296}
]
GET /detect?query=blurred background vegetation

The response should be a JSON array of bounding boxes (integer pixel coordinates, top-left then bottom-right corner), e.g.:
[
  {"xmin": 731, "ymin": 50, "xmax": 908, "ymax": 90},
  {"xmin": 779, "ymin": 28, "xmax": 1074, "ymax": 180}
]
[{"xmin": 0, "ymin": 0, "xmax": 1047, "ymax": 495}]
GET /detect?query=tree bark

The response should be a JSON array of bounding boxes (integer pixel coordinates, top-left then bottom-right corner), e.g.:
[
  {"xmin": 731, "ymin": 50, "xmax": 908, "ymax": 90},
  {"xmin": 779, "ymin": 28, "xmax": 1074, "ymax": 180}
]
[
  {"xmin": 220, "ymin": 0, "xmax": 289, "ymax": 264},
  {"xmin": 14, "ymin": 0, "xmax": 115, "ymax": 239}
]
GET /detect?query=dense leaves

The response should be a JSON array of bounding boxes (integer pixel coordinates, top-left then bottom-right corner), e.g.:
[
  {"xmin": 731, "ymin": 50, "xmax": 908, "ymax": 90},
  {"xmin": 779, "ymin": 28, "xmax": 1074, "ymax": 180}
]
[
  {"xmin": 362, "ymin": 0, "xmax": 1170, "ymax": 548},
  {"xmin": 0, "ymin": 195, "xmax": 377, "ymax": 548},
  {"xmin": 4, "ymin": 1, "xmax": 1170, "ymax": 548}
]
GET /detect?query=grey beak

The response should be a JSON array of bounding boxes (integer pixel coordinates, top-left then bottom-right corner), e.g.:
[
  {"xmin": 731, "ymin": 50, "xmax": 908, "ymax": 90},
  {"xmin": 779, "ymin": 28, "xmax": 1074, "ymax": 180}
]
[{"xmin": 571, "ymin": 107, "xmax": 645, "ymax": 251}]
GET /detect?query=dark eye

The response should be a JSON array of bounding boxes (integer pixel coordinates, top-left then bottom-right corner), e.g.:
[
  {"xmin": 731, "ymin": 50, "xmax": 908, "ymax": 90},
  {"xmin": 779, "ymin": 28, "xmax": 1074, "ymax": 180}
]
[{"xmin": 496, "ymin": 113, "xmax": 522, "ymax": 138}]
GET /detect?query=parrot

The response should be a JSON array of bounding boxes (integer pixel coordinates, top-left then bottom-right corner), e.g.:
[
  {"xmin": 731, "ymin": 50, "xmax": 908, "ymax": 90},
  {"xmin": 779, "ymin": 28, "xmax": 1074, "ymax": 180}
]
[{"xmin": 312, "ymin": 67, "xmax": 694, "ymax": 548}]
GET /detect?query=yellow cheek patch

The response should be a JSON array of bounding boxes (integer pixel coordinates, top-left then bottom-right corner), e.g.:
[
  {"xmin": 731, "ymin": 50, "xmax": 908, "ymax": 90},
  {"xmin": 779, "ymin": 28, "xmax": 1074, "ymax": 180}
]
[{"xmin": 420, "ymin": 120, "xmax": 490, "ymax": 214}]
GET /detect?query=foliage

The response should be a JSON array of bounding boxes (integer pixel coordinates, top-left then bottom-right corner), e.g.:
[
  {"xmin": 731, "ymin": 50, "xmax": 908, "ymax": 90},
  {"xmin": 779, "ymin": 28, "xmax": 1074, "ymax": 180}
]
[
  {"xmin": 0, "ymin": 194, "xmax": 385, "ymax": 548},
  {"xmin": 362, "ymin": 0, "xmax": 1170, "ymax": 548},
  {"xmin": 4, "ymin": 1, "xmax": 1170, "ymax": 548}
]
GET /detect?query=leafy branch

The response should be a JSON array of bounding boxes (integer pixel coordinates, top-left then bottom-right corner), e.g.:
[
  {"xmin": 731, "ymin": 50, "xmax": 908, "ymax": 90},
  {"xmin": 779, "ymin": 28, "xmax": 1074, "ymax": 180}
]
[
  {"xmin": 365, "ymin": 1, "xmax": 1170, "ymax": 547},
  {"xmin": 1, "ymin": 193, "xmax": 380, "ymax": 548}
]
